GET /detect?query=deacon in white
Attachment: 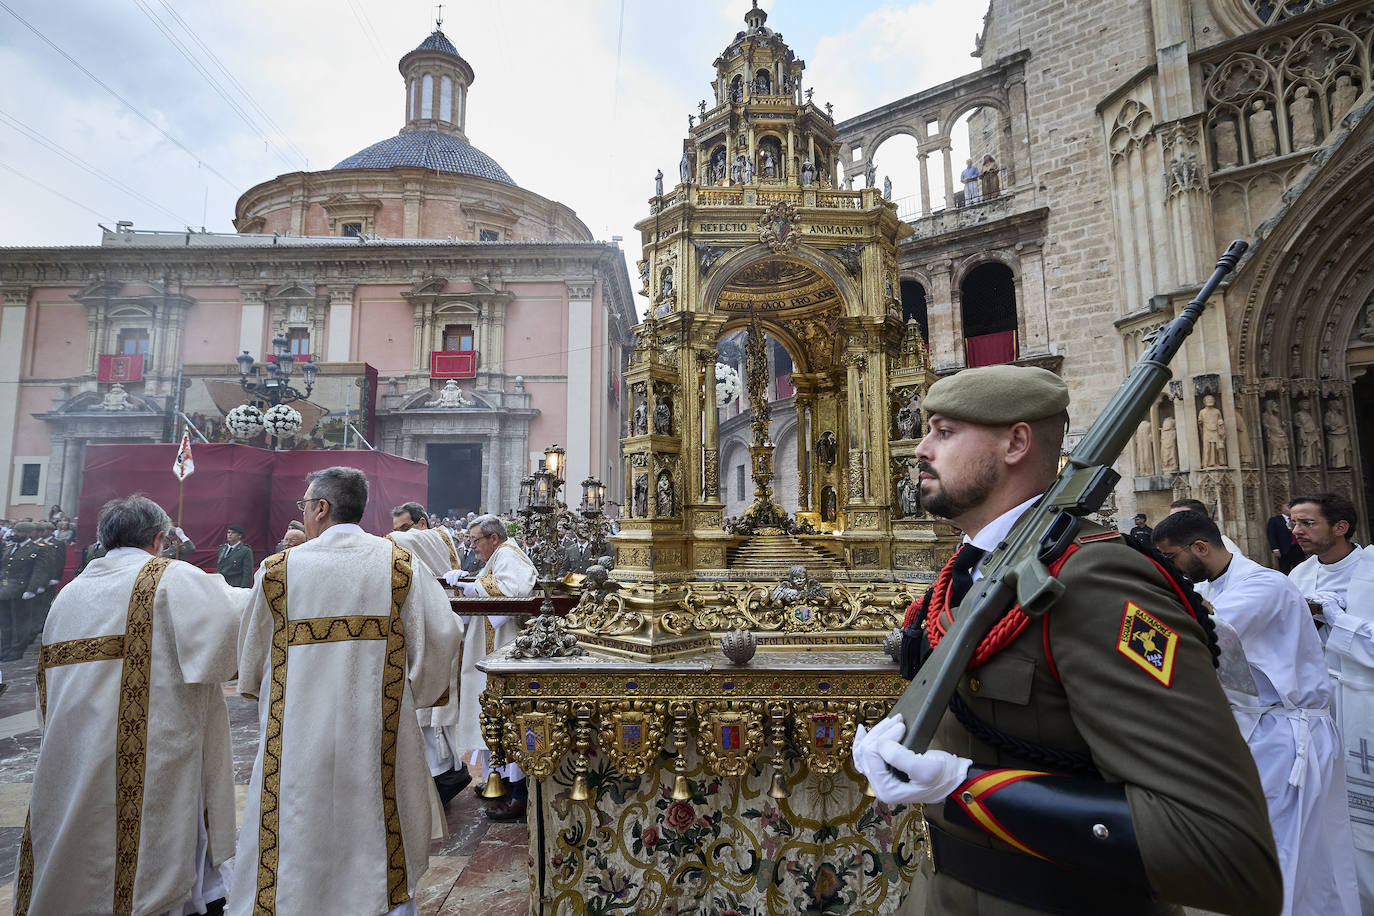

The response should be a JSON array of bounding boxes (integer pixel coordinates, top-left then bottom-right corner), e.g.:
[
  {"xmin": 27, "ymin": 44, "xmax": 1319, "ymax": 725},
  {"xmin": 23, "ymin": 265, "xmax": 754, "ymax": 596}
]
[
  {"xmin": 443, "ymin": 513, "xmax": 535, "ymax": 820},
  {"xmin": 18, "ymin": 495, "xmax": 249, "ymax": 916},
  {"xmin": 1290, "ymin": 492, "xmax": 1374, "ymax": 909},
  {"xmin": 1153, "ymin": 510, "xmax": 1359, "ymax": 915},
  {"xmin": 231, "ymin": 467, "xmax": 461, "ymax": 916},
  {"xmin": 387, "ymin": 501, "xmax": 470, "ymax": 802}
]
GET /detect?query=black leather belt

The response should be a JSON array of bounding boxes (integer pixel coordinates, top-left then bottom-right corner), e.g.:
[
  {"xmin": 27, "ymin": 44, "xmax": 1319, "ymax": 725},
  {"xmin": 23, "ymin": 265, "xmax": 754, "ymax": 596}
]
[{"xmin": 927, "ymin": 822, "xmax": 1168, "ymax": 916}]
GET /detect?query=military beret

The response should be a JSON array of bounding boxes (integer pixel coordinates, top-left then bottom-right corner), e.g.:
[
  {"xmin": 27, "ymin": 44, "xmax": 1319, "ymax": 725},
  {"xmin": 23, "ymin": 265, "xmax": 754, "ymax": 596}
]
[
  {"xmin": 923, "ymin": 365, "xmax": 1069, "ymax": 424},
  {"xmin": 226, "ymin": 524, "xmax": 245, "ymax": 534}
]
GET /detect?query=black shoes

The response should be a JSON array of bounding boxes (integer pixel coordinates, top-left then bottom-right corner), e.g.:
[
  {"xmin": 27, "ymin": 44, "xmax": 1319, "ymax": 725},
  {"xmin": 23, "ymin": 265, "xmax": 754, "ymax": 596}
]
[{"xmin": 434, "ymin": 764, "xmax": 472, "ymax": 807}]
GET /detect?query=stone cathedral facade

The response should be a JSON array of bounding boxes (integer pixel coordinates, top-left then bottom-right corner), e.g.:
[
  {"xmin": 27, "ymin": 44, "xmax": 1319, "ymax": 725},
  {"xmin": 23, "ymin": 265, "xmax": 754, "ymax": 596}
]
[{"xmin": 837, "ymin": 0, "xmax": 1374, "ymax": 552}]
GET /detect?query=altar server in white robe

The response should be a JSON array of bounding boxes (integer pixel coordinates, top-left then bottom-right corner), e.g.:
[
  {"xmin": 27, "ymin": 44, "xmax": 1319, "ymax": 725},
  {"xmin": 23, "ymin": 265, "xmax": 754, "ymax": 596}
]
[
  {"xmin": 388, "ymin": 501, "xmax": 470, "ymax": 805},
  {"xmin": 1154, "ymin": 511, "xmax": 1359, "ymax": 915},
  {"xmin": 231, "ymin": 467, "xmax": 461, "ymax": 916},
  {"xmin": 18, "ymin": 495, "xmax": 249, "ymax": 916},
  {"xmin": 1290, "ymin": 492, "xmax": 1374, "ymax": 909},
  {"xmin": 442, "ymin": 513, "xmax": 535, "ymax": 820}
]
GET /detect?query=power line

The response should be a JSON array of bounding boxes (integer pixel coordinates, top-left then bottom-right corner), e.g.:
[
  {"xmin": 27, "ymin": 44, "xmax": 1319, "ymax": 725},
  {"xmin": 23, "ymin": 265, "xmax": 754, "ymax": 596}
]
[
  {"xmin": 0, "ymin": 161, "xmax": 112, "ymax": 222},
  {"xmin": 154, "ymin": 0, "xmax": 313, "ymax": 168},
  {"xmin": 344, "ymin": 0, "xmax": 388, "ymax": 66},
  {"xmin": 132, "ymin": 0, "xmax": 305, "ymax": 175},
  {"xmin": 0, "ymin": 0, "xmax": 238, "ymax": 189},
  {"xmin": 0, "ymin": 107, "xmax": 193, "ymax": 225}
]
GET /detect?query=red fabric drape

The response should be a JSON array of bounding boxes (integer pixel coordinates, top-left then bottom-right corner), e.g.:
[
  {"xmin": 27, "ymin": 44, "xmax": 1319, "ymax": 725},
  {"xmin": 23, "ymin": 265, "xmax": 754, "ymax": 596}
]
[
  {"xmin": 76, "ymin": 443, "xmax": 428, "ymax": 572},
  {"xmin": 965, "ymin": 331, "xmax": 1017, "ymax": 367}
]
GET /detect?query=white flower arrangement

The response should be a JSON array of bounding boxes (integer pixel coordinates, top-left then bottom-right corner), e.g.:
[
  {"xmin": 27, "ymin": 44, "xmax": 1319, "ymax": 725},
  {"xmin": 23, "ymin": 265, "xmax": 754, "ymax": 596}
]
[
  {"xmin": 262, "ymin": 404, "xmax": 303, "ymax": 439},
  {"xmin": 716, "ymin": 362, "xmax": 742, "ymax": 408},
  {"xmin": 224, "ymin": 404, "xmax": 265, "ymax": 440}
]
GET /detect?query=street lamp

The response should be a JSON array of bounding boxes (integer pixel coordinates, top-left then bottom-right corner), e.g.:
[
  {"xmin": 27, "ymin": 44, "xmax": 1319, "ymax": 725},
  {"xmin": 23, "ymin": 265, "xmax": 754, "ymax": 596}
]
[{"xmin": 236, "ymin": 334, "xmax": 317, "ymax": 407}]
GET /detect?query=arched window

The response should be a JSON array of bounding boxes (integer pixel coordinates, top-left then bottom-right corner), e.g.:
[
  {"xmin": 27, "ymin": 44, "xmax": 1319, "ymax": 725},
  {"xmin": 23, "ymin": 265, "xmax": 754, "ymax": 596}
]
[
  {"xmin": 440, "ymin": 75, "xmax": 453, "ymax": 122},
  {"xmin": 755, "ymin": 69, "xmax": 771, "ymax": 94},
  {"xmin": 900, "ymin": 280, "xmax": 928, "ymax": 343},
  {"xmin": 408, "ymin": 79, "xmax": 416, "ymax": 120},
  {"xmin": 961, "ymin": 263, "xmax": 1017, "ymax": 366},
  {"xmin": 421, "ymin": 74, "xmax": 434, "ymax": 119}
]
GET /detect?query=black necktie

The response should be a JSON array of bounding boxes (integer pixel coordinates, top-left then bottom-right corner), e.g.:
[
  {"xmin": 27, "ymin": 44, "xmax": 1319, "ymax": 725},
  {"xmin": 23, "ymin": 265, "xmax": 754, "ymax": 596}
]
[{"xmin": 950, "ymin": 544, "xmax": 987, "ymax": 607}]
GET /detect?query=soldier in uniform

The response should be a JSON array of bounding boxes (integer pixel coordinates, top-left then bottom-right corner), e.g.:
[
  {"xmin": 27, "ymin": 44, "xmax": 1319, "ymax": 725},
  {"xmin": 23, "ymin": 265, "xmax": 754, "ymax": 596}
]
[
  {"xmin": 852, "ymin": 365, "xmax": 1281, "ymax": 915},
  {"xmin": 29, "ymin": 521, "xmax": 62, "ymax": 645},
  {"xmin": 214, "ymin": 524, "xmax": 254, "ymax": 588},
  {"xmin": 0, "ymin": 522, "xmax": 45, "ymax": 660}
]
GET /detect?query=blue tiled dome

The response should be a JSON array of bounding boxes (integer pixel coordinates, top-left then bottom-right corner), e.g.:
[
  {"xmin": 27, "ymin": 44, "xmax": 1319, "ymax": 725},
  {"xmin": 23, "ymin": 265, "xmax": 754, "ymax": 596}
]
[
  {"xmin": 332, "ymin": 131, "xmax": 515, "ymax": 184},
  {"xmin": 415, "ymin": 31, "xmax": 459, "ymax": 56}
]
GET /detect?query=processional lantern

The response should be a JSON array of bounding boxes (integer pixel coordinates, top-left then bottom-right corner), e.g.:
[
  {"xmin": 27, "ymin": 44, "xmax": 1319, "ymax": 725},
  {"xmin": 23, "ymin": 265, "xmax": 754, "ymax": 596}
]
[
  {"xmin": 544, "ymin": 444, "xmax": 567, "ymax": 484},
  {"xmin": 235, "ymin": 333, "xmax": 317, "ymax": 407}
]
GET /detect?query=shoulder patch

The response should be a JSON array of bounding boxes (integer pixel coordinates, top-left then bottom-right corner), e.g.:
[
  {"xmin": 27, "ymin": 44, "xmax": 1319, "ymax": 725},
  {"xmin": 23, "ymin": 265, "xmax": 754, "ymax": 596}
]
[{"xmin": 1116, "ymin": 601, "xmax": 1179, "ymax": 686}]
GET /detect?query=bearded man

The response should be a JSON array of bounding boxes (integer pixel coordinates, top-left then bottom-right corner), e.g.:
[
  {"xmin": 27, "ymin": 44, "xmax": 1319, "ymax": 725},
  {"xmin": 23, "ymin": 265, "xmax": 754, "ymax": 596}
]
[{"xmin": 850, "ymin": 364, "xmax": 1280, "ymax": 916}]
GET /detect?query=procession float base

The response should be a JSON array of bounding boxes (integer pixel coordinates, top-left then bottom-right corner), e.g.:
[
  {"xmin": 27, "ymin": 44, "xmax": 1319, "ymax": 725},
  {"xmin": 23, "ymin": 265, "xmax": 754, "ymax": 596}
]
[{"xmin": 479, "ymin": 649, "xmax": 930, "ymax": 915}]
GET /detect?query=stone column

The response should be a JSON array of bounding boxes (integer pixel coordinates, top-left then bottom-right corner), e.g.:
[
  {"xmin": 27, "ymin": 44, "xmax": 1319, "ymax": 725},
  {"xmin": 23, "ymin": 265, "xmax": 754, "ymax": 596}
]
[
  {"xmin": 0, "ymin": 286, "xmax": 30, "ymax": 506},
  {"xmin": 794, "ymin": 396, "xmax": 810, "ymax": 509},
  {"xmin": 917, "ymin": 152, "xmax": 932, "ymax": 216},
  {"xmin": 325, "ymin": 284, "xmax": 355, "ymax": 362},
  {"xmin": 564, "ymin": 282, "xmax": 594, "ymax": 490},
  {"xmin": 940, "ymin": 143, "xmax": 955, "ymax": 209},
  {"xmin": 845, "ymin": 356, "xmax": 867, "ymax": 500}
]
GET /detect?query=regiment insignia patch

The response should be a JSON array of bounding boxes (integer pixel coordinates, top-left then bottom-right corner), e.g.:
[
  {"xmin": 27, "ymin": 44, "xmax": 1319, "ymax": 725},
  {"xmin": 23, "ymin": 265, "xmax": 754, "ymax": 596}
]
[{"xmin": 1117, "ymin": 601, "xmax": 1178, "ymax": 686}]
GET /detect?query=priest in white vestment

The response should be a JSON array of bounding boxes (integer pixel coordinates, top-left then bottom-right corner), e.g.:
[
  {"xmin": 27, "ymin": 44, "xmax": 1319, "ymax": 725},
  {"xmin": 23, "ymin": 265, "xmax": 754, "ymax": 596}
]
[
  {"xmin": 230, "ymin": 468, "xmax": 461, "ymax": 916},
  {"xmin": 18, "ymin": 495, "xmax": 249, "ymax": 916},
  {"xmin": 387, "ymin": 501, "xmax": 470, "ymax": 805},
  {"xmin": 1155, "ymin": 512, "xmax": 1360, "ymax": 915},
  {"xmin": 442, "ymin": 513, "xmax": 535, "ymax": 820},
  {"xmin": 1289, "ymin": 492, "xmax": 1374, "ymax": 909}
]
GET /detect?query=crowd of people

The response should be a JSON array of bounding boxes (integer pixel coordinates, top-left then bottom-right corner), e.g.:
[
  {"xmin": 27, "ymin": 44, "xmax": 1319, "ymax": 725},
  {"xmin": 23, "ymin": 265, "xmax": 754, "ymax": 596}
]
[
  {"xmin": 854, "ymin": 363, "xmax": 1374, "ymax": 916},
  {"xmin": 14, "ymin": 471, "xmax": 565, "ymax": 914}
]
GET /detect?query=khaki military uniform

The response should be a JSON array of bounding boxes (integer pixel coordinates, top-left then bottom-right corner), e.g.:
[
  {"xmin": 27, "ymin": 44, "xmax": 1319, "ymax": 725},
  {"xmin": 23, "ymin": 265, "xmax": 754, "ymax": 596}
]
[{"xmin": 907, "ymin": 519, "xmax": 1281, "ymax": 916}]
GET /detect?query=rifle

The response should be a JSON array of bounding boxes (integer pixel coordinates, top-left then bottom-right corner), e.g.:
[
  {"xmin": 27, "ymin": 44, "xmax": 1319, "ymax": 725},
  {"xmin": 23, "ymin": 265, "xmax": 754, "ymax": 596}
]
[{"xmin": 890, "ymin": 240, "xmax": 1248, "ymax": 752}]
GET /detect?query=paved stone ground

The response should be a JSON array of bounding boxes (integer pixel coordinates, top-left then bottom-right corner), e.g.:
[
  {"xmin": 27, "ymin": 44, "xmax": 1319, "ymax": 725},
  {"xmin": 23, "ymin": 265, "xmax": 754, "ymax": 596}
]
[{"xmin": 0, "ymin": 642, "xmax": 530, "ymax": 914}]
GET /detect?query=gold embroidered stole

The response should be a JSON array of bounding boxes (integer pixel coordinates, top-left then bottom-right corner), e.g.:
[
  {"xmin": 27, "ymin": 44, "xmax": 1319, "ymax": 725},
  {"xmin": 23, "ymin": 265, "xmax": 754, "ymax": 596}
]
[
  {"xmin": 16, "ymin": 555, "xmax": 172, "ymax": 916},
  {"xmin": 253, "ymin": 543, "xmax": 414, "ymax": 914}
]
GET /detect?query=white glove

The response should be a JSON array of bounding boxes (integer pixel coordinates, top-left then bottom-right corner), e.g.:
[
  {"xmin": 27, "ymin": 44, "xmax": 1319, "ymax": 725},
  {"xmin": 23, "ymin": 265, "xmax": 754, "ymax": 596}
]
[
  {"xmin": 489, "ymin": 614, "xmax": 509, "ymax": 629},
  {"xmin": 21, "ymin": 592, "xmax": 35, "ymax": 600},
  {"xmin": 442, "ymin": 570, "xmax": 466, "ymax": 587},
  {"xmin": 48, "ymin": 579, "xmax": 58, "ymax": 586},
  {"xmin": 174, "ymin": 527, "xmax": 189, "ymax": 542},
  {"xmin": 1306, "ymin": 590, "xmax": 1346, "ymax": 622},
  {"xmin": 458, "ymin": 581, "xmax": 479, "ymax": 597},
  {"xmin": 35, "ymin": 587, "xmax": 44, "ymax": 595},
  {"xmin": 851, "ymin": 713, "xmax": 970, "ymax": 806}
]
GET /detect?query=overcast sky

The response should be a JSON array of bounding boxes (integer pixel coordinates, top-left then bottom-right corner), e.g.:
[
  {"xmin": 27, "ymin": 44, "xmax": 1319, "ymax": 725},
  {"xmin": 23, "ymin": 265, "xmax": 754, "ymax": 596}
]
[{"xmin": 0, "ymin": 0, "xmax": 987, "ymax": 268}]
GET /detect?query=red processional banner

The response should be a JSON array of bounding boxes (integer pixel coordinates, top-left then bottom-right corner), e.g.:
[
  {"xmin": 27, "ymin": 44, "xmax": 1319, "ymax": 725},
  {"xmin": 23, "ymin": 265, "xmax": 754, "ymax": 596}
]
[
  {"xmin": 430, "ymin": 350, "xmax": 477, "ymax": 379},
  {"xmin": 97, "ymin": 354, "xmax": 144, "ymax": 382}
]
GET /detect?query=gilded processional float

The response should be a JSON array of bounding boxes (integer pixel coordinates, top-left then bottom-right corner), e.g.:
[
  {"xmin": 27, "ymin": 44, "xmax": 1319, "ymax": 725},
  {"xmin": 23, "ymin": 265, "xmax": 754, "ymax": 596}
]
[{"xmin": 479, "ymin": 5, "xmax": 957, "ymax": 912}]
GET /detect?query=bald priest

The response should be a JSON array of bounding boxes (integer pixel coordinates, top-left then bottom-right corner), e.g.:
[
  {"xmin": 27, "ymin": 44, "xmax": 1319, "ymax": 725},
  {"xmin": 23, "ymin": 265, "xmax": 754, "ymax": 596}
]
[{"xmin": 17, "ymin": 495, "xmax": 251, "ymax": 915}]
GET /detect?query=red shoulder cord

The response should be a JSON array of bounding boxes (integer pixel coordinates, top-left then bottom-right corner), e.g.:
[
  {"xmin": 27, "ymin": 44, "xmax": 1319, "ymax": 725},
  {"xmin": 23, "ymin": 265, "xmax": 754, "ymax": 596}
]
[{"xmin": 901, "ymin": 544, "xmax": 1080, "ymax": 671}]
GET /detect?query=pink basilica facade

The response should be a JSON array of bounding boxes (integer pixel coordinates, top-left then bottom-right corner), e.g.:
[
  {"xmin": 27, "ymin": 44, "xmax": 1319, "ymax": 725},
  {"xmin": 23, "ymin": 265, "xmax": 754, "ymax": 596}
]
[{"xmin": 0, "ymin": 29, "xmax": 635, "ymax": 519}]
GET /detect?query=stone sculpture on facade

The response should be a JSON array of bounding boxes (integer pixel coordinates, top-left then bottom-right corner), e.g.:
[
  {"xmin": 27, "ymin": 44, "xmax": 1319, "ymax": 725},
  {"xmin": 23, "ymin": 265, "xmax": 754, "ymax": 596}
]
[
  {"xmin": 1291, "ymin": 86, "xmax": 1319, "ymax": 149},
  {"xmin": 1332, "ymin": 75, "xmax": 1358, "ymax": 126},
  {"xmin": 816, "ymin": 430, "xmax": 837, "ymax": 466},
  {"xmin": 1134, "ymin": 418, "xmax": 1154, "ymax": 476},
  {"xmin": 631, "ymin": 400, "xmax": 648, "ymax": 436},
  {"xmin": 1233, "ymin": 396, "xmax": 1253, "ymax": 464},
  {"xmin": 1197, "ymin": 394, "xmax": 1227, "ymax": 467},
  {"xmin": 680, "ymin": 152, "xmax": 691, "ymax": 183},
  {"xmin": 1325, "ymin": 403, "xmax": 1350, "ymax": 468},
  {"xmin": 895, "ymin": 402, "xmax": 918, "ymax": 441},
  {"xmin": 1248, "ymin": 100, "xmax": 1277, "ymax": 160},
  {"xmin": 743, "ymin": 156, "xmax": 755, "ymax": 184},
  {"xmin": 427, "ymin": 379, "xmax": 474, "ymax": 408},
  {"xmin": 1214, "ymin": 119, "xmax": 1240, "ymax": 169},
  {"xmin": 761, "ymin": 147, "xmax": 776, "ymax": 179},
  {"xmin": 882, "ymin": 176, "xmax": 892, "ymax": 199},
  {"xmin": 101, "ymin": 383, "xmax": 131, "ymax": 411},
  {"xmin": 1159, "ymin": 416, "xmax": 1179, "ymax": 472},
  {"xmin": 1293, "ymin": 399, "xmax": 1321, "ymax": 466},
  {"xmin": 1262, "ymin": 399, "xmax": 1291, "ymax": 465},
  {"xmin": 864, "ymin": 161, "xmax": 876, "ymax": 188},
  {"xmin": 801, "ymin": 160, "xmax": 815, "ymax": 186}
]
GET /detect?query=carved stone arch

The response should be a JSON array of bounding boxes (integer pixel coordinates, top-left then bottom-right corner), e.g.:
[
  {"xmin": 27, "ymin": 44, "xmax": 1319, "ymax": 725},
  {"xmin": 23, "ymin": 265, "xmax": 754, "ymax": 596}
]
[
  {"xmin": 1205, "ymin": 0, "xmax": 1265, "ymax": 40},
  {"xmin": 716, "ymin": 315, "xmax": 815, "ymax": 373},
  {"xmin": 935, "ymin": 96, "xmax": 1012, "ymax": 144},
  {"xmin": 867, "ymin": 124, "xmax": 924, "ymax": 155},
  {"xmin": 952, "ymin": 248, "xmax": 1021, "ymax": 289},
  {"xmin": 107, "ymin": 304, "xmax": 154, "ymax": 320}
]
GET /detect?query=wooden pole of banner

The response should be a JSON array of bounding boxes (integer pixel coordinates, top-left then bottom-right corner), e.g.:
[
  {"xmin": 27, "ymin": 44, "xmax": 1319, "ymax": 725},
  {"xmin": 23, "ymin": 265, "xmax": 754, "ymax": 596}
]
[{"xmin": 175, "ymin": 421, "xmax": 186, "ymax": 529}]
